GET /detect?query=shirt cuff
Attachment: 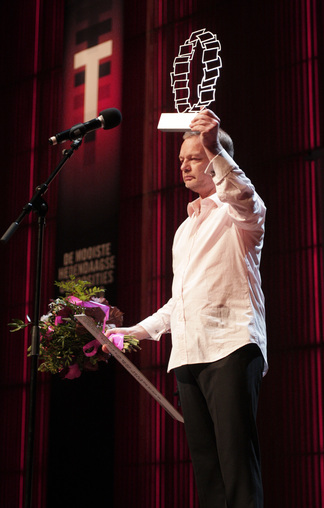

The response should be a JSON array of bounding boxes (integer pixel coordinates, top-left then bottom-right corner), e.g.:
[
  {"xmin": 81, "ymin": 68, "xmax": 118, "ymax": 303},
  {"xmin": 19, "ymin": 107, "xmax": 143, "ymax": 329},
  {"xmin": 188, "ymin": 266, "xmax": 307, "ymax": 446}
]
[
  {"xmin": 137, "ymin": 315, "xmax": 170, "ymax": 341},
  {"xmin": 205, "ymin": 149, "xmax": 237, "ymax": 184}
]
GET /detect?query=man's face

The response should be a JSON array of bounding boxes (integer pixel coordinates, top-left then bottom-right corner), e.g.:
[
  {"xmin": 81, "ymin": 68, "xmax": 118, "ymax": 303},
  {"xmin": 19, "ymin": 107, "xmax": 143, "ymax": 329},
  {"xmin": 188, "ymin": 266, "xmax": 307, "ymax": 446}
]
[{"xmin": 179, "ymin": 136, "xmax": 216, "ymax": 198}]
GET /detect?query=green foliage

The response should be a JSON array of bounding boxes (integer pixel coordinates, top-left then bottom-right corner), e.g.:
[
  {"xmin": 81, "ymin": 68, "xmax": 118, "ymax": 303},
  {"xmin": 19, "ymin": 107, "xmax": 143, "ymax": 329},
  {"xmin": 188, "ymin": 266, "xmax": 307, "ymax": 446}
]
[
  {"xmin": 33, "ymin": 300, "xmax": 99, "ymax": 375},
  {"xmin": 55, "ymin": 275, "xmax": 104, "ymax": 301},
  {"xmin": 9, "ymin": 276, "xmax": 140, "ymax": 379},
  {"xmin": 8, "ymin": 318, "xmax": 29, "ymax": 332}
]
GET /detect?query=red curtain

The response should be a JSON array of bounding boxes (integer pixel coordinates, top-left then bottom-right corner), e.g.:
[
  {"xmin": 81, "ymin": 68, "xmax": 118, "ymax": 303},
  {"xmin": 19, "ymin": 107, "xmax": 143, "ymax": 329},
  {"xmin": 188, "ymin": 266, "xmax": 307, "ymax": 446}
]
[
  {"xmin": 115, "ymin": 1, "xmax": 324, "ymax": 507},
  {"xmin": 0, "ymin": 1, "xmax": 323, "ymax": 508},
  {"xmin": 0, "ymin": 1, "xmax": 64, "ymax": 506},
  {"xmin": 259, "ymin": 0, "xmax": 324, "ymax": 505}
]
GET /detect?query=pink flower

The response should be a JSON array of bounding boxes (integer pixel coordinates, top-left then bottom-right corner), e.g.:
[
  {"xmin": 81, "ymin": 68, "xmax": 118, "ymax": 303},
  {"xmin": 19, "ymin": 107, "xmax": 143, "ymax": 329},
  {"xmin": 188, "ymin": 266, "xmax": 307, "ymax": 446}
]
[
  {"xmin": 44, "ymin": 326, "xmax": 54, "ymax": 338},
  {"xmin": 54, "ymin": 316, "xmax": 63, "ymax": 326},
  {"xmin": 64, "ymin": 363, "xmax": 81, "ymax": 380}
]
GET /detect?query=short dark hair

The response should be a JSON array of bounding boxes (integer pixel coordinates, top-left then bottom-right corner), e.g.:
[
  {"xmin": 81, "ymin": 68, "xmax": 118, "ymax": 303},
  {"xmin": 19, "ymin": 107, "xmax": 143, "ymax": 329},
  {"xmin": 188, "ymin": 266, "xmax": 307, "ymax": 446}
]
[{"xmin": 183, "ymin": 127, "xmax": 234, "ymax": 158}]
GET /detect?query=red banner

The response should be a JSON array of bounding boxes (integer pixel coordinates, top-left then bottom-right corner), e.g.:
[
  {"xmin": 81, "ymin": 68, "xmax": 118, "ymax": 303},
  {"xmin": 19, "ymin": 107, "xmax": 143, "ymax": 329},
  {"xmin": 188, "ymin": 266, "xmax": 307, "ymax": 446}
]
[{"xmin": 55, "ymin": 0, "xmax": 123, "ymax": 295}]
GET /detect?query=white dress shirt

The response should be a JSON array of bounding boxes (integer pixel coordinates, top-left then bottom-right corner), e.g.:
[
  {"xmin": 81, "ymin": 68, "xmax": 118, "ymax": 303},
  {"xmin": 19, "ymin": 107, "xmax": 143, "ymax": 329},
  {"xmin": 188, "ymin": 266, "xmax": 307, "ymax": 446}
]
[{"xmin": 139, "ymin": 149, "xmax": 267, "ymax": 374}]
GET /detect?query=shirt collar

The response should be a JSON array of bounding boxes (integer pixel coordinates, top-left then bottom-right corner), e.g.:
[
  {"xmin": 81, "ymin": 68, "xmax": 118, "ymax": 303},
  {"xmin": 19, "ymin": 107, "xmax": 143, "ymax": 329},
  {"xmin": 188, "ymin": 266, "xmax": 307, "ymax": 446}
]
[{"xmin": 187, "ymin": 192, "xmax": 222, "ymax": 217}]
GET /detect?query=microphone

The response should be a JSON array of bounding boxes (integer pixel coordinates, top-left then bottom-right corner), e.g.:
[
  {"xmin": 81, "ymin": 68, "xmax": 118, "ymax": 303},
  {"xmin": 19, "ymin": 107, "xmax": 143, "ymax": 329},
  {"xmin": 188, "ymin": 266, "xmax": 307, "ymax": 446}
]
[{"xmin": 48, "ymin": 108, "xmax": 122, "ymax": 145}]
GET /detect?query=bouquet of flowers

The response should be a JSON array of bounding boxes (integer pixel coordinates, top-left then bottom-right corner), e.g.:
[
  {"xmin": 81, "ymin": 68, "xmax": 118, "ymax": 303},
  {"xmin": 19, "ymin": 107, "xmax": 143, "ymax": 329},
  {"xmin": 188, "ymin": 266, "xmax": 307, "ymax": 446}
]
[{"xmin": 9, "ymin": 277, "xmax": 140, "ymax": 379}]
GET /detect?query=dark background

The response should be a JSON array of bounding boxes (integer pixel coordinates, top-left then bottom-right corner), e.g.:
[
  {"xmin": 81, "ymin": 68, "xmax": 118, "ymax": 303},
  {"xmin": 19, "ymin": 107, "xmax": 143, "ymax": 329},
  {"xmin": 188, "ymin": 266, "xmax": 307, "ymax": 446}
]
[{"xmin": 0, "ymin": 1, "xmax": 324, "ymax": 507}]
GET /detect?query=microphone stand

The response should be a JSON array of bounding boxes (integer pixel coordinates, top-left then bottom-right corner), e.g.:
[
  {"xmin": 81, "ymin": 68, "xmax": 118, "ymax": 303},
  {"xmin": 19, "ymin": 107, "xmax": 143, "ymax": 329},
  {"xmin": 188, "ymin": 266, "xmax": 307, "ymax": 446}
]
[{"xmin": 1, "ymin": 137, "xmax": 83, "ymax": 508}]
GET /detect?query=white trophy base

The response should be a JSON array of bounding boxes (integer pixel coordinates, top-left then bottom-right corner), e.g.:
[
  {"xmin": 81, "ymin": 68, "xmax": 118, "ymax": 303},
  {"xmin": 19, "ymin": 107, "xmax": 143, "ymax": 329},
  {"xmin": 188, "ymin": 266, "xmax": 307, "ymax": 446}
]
[{"xmin": 157, "ymin": 112, "xmax": 199, "ymax": 132}]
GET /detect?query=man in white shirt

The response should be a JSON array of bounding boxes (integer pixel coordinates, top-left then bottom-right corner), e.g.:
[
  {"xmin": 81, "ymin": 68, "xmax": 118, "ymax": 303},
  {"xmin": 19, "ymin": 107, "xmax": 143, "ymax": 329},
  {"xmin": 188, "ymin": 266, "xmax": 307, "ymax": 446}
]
[{"xmin": 104, "ymin": 109, "xmax": 267, "ymax": 508}]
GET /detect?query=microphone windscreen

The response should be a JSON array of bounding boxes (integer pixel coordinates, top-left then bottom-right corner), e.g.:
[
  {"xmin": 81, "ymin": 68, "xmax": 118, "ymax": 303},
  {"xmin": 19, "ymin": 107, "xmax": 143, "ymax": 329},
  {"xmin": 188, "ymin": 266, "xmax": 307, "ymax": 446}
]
[{"xmin": 100, "ymin": 108, "xmax": 122, "ymax": 129}]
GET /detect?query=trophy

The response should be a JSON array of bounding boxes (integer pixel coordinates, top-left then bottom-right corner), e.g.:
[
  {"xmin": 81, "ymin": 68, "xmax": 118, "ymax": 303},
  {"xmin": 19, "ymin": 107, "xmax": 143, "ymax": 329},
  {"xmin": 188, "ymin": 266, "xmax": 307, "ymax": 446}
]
[{"xmin": 158, "ymin": 28, "xmax": 222, "ymax": 132}]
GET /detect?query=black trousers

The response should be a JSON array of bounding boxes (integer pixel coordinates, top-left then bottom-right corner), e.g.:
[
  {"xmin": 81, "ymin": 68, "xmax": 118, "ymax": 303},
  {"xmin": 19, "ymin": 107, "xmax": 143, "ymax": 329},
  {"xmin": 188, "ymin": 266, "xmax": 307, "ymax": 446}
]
[{"xmin": 175, "ymin": 344, "xmax": 264, "ymax": 508}]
